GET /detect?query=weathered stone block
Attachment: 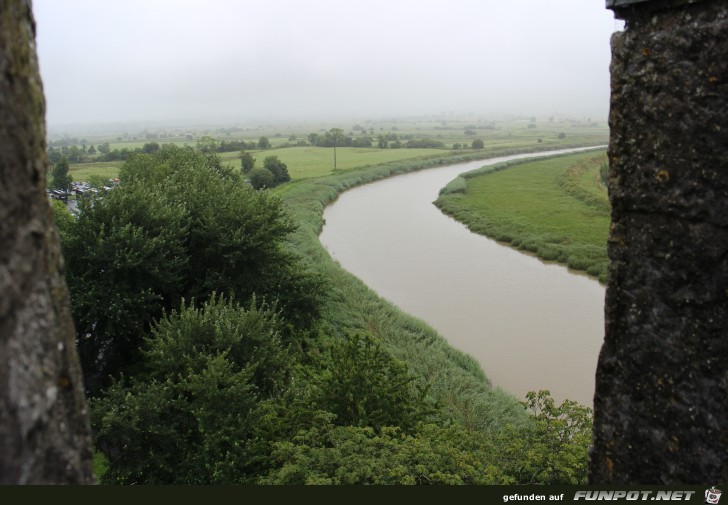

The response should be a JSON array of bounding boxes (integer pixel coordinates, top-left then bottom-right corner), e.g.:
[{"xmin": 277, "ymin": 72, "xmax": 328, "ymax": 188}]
[
  {"xmin": 0, "ymin": 0, "xmax": 93, "ymax": 484},
  {"xmin": 591, "ymin": 0, "xmax": 728, "ymax": 484}
]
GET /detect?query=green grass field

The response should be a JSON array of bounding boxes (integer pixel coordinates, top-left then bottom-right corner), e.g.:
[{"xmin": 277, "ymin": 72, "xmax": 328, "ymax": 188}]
[
  {"xmin": 220, "ymin": 146, "xmax": 447, "ymax": 179},
  {"xmin": 61, "ymin": 118, "xmax": 608, "ymax": 183},
  {"xmin": 435, "ymin": 150, "xmax": 610, "ymax": 282},
  {"xmin": 68, "ymin": 161, "xmax": 123, "ymax": 182}
]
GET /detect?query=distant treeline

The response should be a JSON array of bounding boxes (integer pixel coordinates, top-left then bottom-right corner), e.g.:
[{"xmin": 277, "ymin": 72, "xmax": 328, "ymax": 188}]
[
  {"xmin": 48, "ymin": 142, "xmax": 165, "ymax": 163},
  {"xmin": 47, "ymin": 131, "xmax": 482, "ymax": 165},
  {"xmin": 308, "ymin": 131, "xmax": 450, "ymax": 149}
]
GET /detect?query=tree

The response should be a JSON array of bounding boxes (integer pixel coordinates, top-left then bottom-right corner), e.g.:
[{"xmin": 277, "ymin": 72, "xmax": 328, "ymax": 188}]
[
  {"xmin": 263, "ymin": 155, "xmax": 290, "ymax": 185},
  {"xmin": 262, "ymin": 422, "xmax": 509, "ymax": 485},
  {"xmin": 64, "ymin": 184, "xmax": 189, "ymax": 394},
  {"xmin": 85, "ymin": 174, "xmax": 112, "ymax": 190},
  {"xmin": 68, "ymin": 145, "xmax": 82, "ymax": 163},
  {"xmin": 92, "ymin": 296, "xmax": 292, "ymax": 484},
  {"xmin": 263, "ymin": 390, "xmax": 592, "ymax": 485},
  {"xmin": 142, "ymin": 142, "xmax": 160, "ymax": 154},
  {"xmin": 240, "ymin": 151, "xmax": 256, "ymax": 175},
  {"xmin": 50, "ymin": 199, "xmax": 76, "ymax": 242},
  {"xmin": 47, "ymin": 146, "xmax": 62, "ymax": 164},
  {"xmin": 196, "ymin": 136, "xmax": 218, "ymax": 153},
  {"xmin": 405, "ymin": 139, "xmax": 445, "ymax": 149},
  {"xmin": 249, "ymin": 167, "xmax": 275, "ymax": 189},
  {"xmin": 313, "ymin": 332, "xmax": 431, "ymax": 432},
  {"xmin": 351, "ymin": 137, "xmax": 372, "ymax": 148},
  {"xmin": 60, "ymin": 146, "xmax": 322, "ymax": 394},
  {"xmin": 471, "ymin": 139, "xmax": 484, "ymax": 150},
  {"xmin": 257, "ymin": 136, "xmax": 270, "ymax": 149},
  {"xmin": 50, "ymin": 156, "xmax": 73, "ymax": 191},
  {"xmin": 491, "ymin": 391, "xmax": 592, "ymax": 485},
  {"xmin": 558, "ymin": 132, "xmax": 567, "ymax": 140}
]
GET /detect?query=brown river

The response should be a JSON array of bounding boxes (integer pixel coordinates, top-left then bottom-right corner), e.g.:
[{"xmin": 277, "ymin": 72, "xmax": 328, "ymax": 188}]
[{"xmin": 319, "ymin": 148, "xmax": 606, "ymax": 407}]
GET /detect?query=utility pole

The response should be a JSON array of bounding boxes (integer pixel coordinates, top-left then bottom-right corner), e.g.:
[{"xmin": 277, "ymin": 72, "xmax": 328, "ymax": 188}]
[{"xmin": 328, "ymin": 128, "xmax": 344, "ymax": 171}]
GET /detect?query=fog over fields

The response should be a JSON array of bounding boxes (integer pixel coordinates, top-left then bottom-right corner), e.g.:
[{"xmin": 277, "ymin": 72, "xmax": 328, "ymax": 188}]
[{"xmin": 34, "ymin": 0, "xmax": 622, "ymax": 126}]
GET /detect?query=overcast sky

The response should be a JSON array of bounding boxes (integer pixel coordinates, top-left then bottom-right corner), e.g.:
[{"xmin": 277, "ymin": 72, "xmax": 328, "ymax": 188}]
[{"xmin": 33, "ymin": 0, "xmax": 622, "ymax": 127}]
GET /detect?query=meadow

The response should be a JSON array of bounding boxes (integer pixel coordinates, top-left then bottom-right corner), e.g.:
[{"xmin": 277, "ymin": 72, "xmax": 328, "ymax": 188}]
[
  {"xmin": 219, "ymin": 146, "xmax": 446, "ymax": 178},
  {"xmin": 59, "ymin": 117, "xmax": 608, "ymax": 184},
  {"xmin": 68, "ymin": 160, "xmax": 123, "ymax": 182},
  {"xmin": 435, "ymin": 150, "xmax": 610, "ymax": 283}
]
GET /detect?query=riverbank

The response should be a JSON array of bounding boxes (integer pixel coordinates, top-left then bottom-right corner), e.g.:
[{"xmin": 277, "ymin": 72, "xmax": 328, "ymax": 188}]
[
  {"xmin": 434, "ymin": 151, "xmax": 610, "ymax": 283},
  {"xmin": 277, "ymin": 145, "xmax": 604, "ymax": 430}
]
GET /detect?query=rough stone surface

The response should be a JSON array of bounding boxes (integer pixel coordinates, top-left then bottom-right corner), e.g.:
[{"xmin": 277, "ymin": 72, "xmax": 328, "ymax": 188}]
[
  {"xmin": 591, "ymin": 0, "xmax": 728, "ymax": 484},
  {"xmin": 0, "ymin": 0, "xmax": 94, "ymax": 484}
]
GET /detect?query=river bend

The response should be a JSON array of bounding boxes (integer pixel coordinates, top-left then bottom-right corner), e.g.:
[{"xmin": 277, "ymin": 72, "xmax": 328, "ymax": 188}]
[{"xmin": 319, "ymin": 148, "xmax": 606, "ymax": 406}]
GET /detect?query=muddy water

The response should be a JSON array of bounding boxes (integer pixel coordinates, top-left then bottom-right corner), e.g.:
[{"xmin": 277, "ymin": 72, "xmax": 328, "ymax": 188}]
[{"xmin": 319, "ymin": 149, "xmax": 606, "ymax": 407}]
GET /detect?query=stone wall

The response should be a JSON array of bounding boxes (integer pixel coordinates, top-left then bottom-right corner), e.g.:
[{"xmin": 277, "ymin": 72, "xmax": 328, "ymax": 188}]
[
  {"xmin": 591, "ymin": 0, "xmax": 728, "ymax": 484},
  {"xmin": 0, "ymin": 0, "xmax": 93, "ymax": 484}
]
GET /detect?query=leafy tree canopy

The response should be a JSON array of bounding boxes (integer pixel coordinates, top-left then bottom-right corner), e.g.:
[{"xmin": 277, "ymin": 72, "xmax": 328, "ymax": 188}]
[
  {"xmin": 50, "ymin": 156, "xmax": 73, "ymax": 191},
  {"xmin": 240, "ymin": 150, "xmax": 256, "ymax": 175},
  {"xmin": 262, "ymin": 390, "xmax": 592, "ymax": 485},
  {"xmin": 262, "ymin": 155, "xmax": 290, "ymax": 186},
  {"xmin": 92, "ymin": 296, "xmax": 291, "ymax": 484},
  {"xmin": 59, "ymin": 146, "xmax": 322, "ymax": 394},
  {"xmin": 311, "ymin": 332, "xmax": 434, "ymax": 432},
  {"xmin": 249, "ymin": 167, "xmax": 275, "ymax": 190}
]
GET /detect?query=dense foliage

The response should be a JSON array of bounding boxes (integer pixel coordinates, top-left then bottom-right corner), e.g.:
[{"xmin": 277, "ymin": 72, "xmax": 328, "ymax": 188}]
[
  {"xmin": 240, "ymin": 150, "xmax": 256, "ymax": 174},
  {"xmin": 92, "ymin": 296, "xmax": 291, "ymax": 484},
  {"xmin": 261, "ymin": 390, "xmax": 591, "ymax": 485},
  {"xmin": 58, "ymin": 146, "xmax": 321, "ymax": 394}
]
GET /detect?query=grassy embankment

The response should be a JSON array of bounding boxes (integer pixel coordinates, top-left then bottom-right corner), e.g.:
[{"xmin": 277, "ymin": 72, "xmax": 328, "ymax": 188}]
[
  {"xmin": 272, "ymin": 143, "xmax": 607, "ymax": 432},
  {"xmin": 435, "ymin": 150, "xmax": 610, "ymax": 283}
]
